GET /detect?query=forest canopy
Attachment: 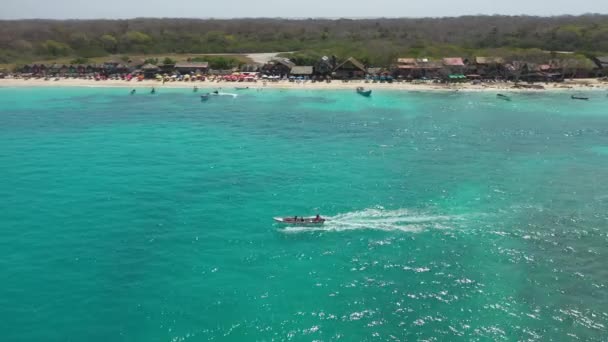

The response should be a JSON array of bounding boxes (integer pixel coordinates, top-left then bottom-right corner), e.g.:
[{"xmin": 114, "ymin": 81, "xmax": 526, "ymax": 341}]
[{"xmin": 1, "ymin": 15, "xmax": 608, "ymax": 65}]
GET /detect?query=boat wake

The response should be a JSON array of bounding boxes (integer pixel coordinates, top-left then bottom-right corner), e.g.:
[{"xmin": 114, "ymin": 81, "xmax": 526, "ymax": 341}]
[
  {"xmin": 214, "ymin": 92, "xmax": 238, "ymax": 98},
  {"xmin": 280, "ymin": 207, "xmax": 466, "ymax": 234}
]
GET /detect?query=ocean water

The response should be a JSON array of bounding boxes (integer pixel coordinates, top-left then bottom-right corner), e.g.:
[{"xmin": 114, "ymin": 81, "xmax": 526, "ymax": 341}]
[{"xmin": 1, "ymin": 86, "xmax": 608, "ymax": 341}]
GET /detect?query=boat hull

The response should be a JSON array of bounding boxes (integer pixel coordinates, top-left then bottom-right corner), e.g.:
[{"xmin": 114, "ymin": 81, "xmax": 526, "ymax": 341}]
[{"xmin": 274, "ymin": 217, "xmax": 326, "ymax": 225}]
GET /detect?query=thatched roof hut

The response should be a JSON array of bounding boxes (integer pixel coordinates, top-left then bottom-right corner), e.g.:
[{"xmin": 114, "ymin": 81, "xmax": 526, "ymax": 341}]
[
  {"xmin": 290, "ymin": 66, "xmax": 313, "ymax": 75},
  {"xmin": 442, "ymin": 58, "xmax": 465, "ymax": 66},
  {"xmin": 334, "ymin": 57, "xmax": 367, "ymax": 73},
  {"xmin": 367, "ymin": 68, "xmax": 384, "ymax": 75},
  {"xmin": 475, "ymin": 57, "xmax": 505, "ymax": 65},
  {"xmin": 592, "ymin": 56, "xmax": 608, "ymax": 69},
  {"xmin": 271, "ymin": 58, "xmax": 296, "ymax": 69},
  {"xmin": 141, "ymin": 63, "xmax": 160, "ymax": 71},
  {"xmin": 127, "ymin": 59, "xmax": 145, "ymax": 68},
  {"xmin": 397, "ymin": 58, "xmax": 417, "ymax": 64},
  {"xmin": 174, "ymin": 62, "xmax": 209, "ymax": 73}
]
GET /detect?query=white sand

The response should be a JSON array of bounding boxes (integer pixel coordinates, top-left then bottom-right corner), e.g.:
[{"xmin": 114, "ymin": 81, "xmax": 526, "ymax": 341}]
[{"xmin": 1, "ymin": 78, "xmax": 607, "ymax": 92}]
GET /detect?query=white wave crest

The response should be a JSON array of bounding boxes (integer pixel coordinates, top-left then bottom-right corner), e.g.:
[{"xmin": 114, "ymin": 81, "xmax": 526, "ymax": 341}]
[{"xmin": 280, "ymin": 207, "xmax": 465, "ymax": 234}]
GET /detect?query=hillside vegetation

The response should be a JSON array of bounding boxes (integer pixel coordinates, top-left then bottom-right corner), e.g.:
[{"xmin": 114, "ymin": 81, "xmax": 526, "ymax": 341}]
[{"xmin": 1, "ymin": 15, "xmax": 607, "ymax": 66}]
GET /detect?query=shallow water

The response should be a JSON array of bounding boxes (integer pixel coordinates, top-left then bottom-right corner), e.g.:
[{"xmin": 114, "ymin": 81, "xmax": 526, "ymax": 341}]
[{"xmin": 1, "ymin": 87, "xmax": 608, "ymax": 341}]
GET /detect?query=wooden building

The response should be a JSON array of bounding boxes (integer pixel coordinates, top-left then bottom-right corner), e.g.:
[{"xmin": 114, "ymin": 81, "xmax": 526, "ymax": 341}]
[
  {"xmin": 49, "ymin": 64, "xmax": 68, "ymax": 75},
  {"xmin": 174, "ymin": 62, "xmax": 209, "ymax": 74},
  {"xmin": 141, "ymin": 64, "xmax": 161, "ymax": 78},
  {"xmin": 263, "ymin": 58, "xmax": 295, "ymax": 76},
  {"xmin": 442, "ymin": 57, "xmax": 466, "ymax": 76},
  {"xmin": 333, "ymin": 57, "xmax": 367, "ymax": 79},
  {"xmin": 592, "ymin": 56, "xmax": 608, "ymax": 69},
  {"xmin": 394, "ymin": 58, "xmax": 418, "ymax": 78},
  {"xmin": 290, "ymin": 66, "xmax": 313, "ymax": 77},
  {"xmin": 313, "ymin": 56, "xmax": 336, "ymax": 77},
  {"xmin": 20, "ymin": 64, "xmax": 41, "ymax": 74},
  {"xmin": 473, "ymin": 57, "xmax": 505, "ymax": 78}
]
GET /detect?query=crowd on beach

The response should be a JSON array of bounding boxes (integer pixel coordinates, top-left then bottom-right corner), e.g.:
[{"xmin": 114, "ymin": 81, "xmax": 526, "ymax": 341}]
[{"xmin": 2, "ymin": 55, "xmax": 608, "ymax": 92}]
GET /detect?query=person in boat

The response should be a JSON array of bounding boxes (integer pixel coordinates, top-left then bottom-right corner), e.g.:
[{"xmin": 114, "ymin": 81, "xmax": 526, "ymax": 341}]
[
  {"xmin": 293, "ymin": 216, "xmax": 297, "ymax": 222},
  {"xmin": 315, "ymin": 214, "xmax": 321, "ymax": 221}
]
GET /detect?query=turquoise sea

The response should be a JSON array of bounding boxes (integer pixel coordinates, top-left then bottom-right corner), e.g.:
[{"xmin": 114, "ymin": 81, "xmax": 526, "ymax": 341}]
[{"xmin": 1, "ymin": 87, "xmax": 608, "ymax": 341}]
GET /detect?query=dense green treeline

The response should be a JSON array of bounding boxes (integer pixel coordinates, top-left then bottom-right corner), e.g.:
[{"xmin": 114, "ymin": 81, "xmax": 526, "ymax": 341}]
[{"xmin": 1, "ymin": 15, "xmax": 608, "ymax": 65}]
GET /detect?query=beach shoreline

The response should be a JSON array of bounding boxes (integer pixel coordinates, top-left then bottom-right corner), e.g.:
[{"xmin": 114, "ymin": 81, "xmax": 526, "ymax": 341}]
[{"xmin": 1, "ymin": 78, "xmax": 607, "ymax": 92}]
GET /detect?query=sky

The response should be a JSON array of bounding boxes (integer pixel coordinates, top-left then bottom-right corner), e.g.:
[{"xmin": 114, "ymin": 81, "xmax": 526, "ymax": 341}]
[{"xmin": 2, "ymin": 0, "xmax": 607, "ymax": 19}]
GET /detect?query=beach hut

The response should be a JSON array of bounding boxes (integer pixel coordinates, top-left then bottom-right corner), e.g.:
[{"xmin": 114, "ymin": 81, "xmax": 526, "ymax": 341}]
[
  {"xmin": 290, "ymin": 66, "xmax": 313, "ymax": 78},
  {"xmin": 393, "ymin": 58, "xmax": 442, "ymax": 80},
  {"xmin": 333, "ymin": 57, "xmax": 367, "ymax": 79},
  {"xmin": 263, "ymin": 58, "xmax": 295, "ymax": 77},
  {"xmin": 442, "ymin": 57, "xmax": 466, "ymax": 77},
  {"xmin": 174, "ymin": 62, "xmax": 209, "ymax": 74},
  {"xmin": 591, "ymin": 56, "xmax": 608, "ymax": 69},
  {"xmin": 141, "ymin": 63, "xmax": 161, "ymax": 79},
  {"xmin": 417, "ymin": 59, "xmax": 443, "ymax": 79},
  {"xmin": 394, "ymin": 58, "xmax": 418, "ymax": 78},
  {"xmin": 127, "ymin": 59, "xmax": 145, "ymax": 70},
  {"xmin": 48, "ymin": 64, "xmax": 68, "ymax": 76},
  {"xmin": 474, "ymin": 57, "xmax": 505, "ymax": 78},
  {"xmin": 313, "ymin": 56, "xmax": 336, "ymax": 77}
]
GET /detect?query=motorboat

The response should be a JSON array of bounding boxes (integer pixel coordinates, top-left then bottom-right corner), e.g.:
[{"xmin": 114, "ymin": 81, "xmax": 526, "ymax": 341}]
[
  {"xmin": 497, "ymin": 93, "xmax": 511, "ymax": 101},
  {"xmin": 274, "ymin": 216, "xmax": 326, "ymax": 225},
  {"xmin": 356, "ymin": 87, "xmax": 372, "ymax": 97},
  {"xmin": 571, "ymin": 95, "xmax": 589, "ymax": 100},
  {"xmin": 210, "ymin": 91, "xmax": 238, "ymax": 98}
]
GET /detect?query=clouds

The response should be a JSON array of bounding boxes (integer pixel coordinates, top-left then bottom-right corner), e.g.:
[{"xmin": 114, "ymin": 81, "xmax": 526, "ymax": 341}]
[{"xmin": 2, "ymin": 0, "xmax": 607, "ymax": 19}]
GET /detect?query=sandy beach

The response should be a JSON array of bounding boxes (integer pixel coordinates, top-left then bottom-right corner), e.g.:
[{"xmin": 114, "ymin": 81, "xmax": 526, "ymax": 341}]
[{"xmin": 1, "ymin": 77, "xmax": 607, "ymax": 92}]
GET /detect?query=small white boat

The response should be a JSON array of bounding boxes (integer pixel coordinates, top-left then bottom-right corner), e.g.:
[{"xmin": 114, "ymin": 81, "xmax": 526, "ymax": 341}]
[
  {"xmin": 210, "ymin": 91, "xmax": 238, "ymax": 98},
  {"xmin": 356, "ymin": 87, "xmax": 372, "ymax": 97},
  {"xmin": 274, "ymin": 216, "xmax": 326, "ymax": 225}
]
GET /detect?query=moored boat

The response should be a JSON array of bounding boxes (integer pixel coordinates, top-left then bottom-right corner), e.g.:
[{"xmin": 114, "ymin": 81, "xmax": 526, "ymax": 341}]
[
  {"xmin": 274, "ymin": 215, "xmax": 326, "ymax": 225},
  {"xmin": 356, "ymin": 87, "xmax": 372, "ymax": 97},
  {"xmin": 497, "ymin": 93, "xmax": 511, "ymax": 101},
  {"xmin": 571, "ymin": 95, "xmax": 589, "ymax": 100}
]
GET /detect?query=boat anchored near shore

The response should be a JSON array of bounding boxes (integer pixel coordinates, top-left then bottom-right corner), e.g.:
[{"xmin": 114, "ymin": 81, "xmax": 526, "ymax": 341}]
[{"xmin": 356, "ymin": 87, "xmax": 372, "ymax": 97}]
